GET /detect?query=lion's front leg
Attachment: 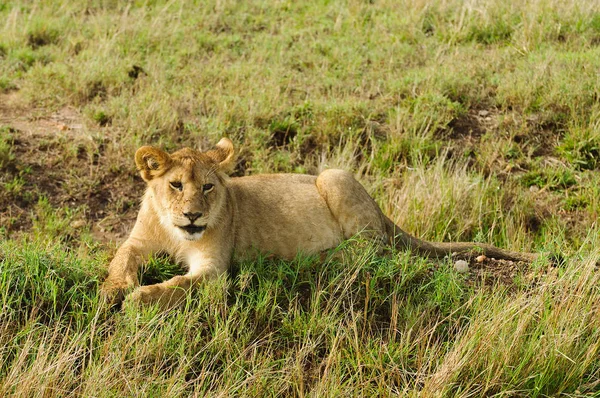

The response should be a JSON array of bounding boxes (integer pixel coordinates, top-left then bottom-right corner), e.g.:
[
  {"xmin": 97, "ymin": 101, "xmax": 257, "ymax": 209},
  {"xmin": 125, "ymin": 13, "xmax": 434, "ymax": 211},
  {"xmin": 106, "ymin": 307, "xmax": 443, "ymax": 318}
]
[
  {"xmin": 125, "ymin": 264, "xmax": 226, "ymax": 310},
  {"xmin": 125, "ymin": 275, "xmax": 191, "ymax": 309},
  {"xmin": 100, "ymin": 241, "xmax": 148, "ymax": 306}
]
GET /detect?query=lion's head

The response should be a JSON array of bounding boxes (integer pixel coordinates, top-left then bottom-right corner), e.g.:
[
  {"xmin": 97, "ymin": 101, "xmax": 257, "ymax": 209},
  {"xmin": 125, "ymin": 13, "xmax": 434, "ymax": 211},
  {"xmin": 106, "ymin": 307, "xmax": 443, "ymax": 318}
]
[{"xmin": 134, "ymin": 138, "xmax": 235, "ymax": 241}]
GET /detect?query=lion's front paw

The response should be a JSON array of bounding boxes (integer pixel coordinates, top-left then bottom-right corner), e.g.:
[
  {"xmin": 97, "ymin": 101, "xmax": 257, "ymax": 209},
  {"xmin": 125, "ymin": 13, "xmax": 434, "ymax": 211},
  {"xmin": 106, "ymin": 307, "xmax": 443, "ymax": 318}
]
[
  {"xmin": 99, "ymin": 280, "xmax": 135, "ymax": 307},
  {"xmin": 125, "ymin": 284, "xmax": 186, "ymax": 310},
  {"xmin": 125, "ymin": 285, "xmax": 164, "ymax": 305}
]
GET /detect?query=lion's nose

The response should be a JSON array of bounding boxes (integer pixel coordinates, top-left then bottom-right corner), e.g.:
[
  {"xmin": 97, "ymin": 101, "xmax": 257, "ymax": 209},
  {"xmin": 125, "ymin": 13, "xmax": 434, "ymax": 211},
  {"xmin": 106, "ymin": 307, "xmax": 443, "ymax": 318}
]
[{"xmin": 183, "ymin": 212, "xmax": 202, "ymax": 222}]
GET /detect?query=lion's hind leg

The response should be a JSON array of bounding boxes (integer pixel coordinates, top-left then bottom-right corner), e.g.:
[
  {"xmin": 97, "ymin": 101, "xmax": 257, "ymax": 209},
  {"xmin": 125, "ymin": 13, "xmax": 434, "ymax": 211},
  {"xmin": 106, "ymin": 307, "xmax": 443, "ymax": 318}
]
[{"xmin": 315, "ymin": 169, "xmax": 389, "ymax": 243}]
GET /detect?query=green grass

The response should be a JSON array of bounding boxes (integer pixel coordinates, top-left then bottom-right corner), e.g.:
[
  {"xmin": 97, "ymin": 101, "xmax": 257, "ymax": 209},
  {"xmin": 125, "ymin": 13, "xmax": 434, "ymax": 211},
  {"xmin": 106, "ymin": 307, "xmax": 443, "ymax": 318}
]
[{"xmin": 2, "ymin": 0, "xmax": 600, "ymax": 395}]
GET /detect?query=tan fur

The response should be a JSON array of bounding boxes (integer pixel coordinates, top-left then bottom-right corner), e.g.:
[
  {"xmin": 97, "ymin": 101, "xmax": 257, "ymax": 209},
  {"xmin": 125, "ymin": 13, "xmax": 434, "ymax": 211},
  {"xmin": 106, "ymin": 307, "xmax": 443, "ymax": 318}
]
[{"xmin": 100, "ymin": 138, "xmax": 538, "ymax": 309}]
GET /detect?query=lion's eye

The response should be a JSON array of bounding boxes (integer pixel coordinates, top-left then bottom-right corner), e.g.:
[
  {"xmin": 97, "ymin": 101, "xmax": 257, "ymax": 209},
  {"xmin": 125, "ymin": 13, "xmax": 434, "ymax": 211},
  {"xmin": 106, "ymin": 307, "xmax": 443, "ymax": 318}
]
[
  {"xmin": 202, "ymin": 183, "xmax": 214, "ymax": 193},
  {"xmin": 170, "ymin": 181, "xmax": 183, "ymax": 191}
]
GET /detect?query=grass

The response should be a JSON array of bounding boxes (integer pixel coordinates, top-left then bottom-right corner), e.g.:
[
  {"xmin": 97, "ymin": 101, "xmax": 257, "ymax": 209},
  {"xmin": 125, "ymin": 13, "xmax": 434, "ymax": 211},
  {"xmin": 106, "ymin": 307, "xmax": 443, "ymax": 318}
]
[{"xmin": 1, "ymin": 0, "xmax": 600, "ymax": 396}]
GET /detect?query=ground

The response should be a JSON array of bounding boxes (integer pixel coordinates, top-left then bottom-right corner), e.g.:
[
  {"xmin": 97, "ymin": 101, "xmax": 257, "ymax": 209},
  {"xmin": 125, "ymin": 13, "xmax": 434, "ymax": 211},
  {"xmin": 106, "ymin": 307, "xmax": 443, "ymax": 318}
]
[
  {"xmin": 0, "ymin": 92, "xmax": 138, "ymax": 241},
  {"xmin": 1, "ymin": 0, "xmax": 600, "ymax": 396}
]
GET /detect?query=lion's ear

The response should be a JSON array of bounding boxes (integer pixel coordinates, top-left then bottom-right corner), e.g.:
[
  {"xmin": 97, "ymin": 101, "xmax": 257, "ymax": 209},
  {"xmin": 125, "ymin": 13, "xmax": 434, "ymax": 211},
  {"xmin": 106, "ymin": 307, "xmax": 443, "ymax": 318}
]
[
  {"xmin": 135, "ymin": 146, "xmax": 172, "ymax": 181},
  {"xmin": 205, "ymin": 138, "xmax": 235, "ymax": 174}
]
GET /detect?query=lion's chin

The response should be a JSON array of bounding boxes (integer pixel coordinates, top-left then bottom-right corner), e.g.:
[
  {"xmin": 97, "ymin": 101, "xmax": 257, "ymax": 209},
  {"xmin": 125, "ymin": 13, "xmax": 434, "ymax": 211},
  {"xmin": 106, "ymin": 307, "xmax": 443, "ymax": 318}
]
[
  {"xmin": 177, "ymin": 229, "xmax": 205, "ymax": 241},
  {"xmin": 184, "ymin": 231, "xmax": 205, "ymax": 241},
  {"xmin": 175, "ymin": 225, "xmax": 207, "ymax": 241}
]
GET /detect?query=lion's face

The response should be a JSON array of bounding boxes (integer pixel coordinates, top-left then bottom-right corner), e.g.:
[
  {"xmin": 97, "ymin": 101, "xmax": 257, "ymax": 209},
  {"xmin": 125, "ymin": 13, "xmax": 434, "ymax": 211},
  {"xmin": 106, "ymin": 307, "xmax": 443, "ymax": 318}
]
[
  {"xmin": 135, "ymin": 138, "xmax": 235, "ymax": 241},
  {"xmin": 151, "ymin": 159, "xmax": 224, "ymax": 241}
]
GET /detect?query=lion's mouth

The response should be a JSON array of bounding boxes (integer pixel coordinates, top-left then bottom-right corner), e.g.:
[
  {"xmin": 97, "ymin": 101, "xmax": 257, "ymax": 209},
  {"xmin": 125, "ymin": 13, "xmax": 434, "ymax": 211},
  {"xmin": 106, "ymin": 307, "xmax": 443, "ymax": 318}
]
[{"xmin": 177, "ymin": 224, "xmax": 207, "ymax": 234}]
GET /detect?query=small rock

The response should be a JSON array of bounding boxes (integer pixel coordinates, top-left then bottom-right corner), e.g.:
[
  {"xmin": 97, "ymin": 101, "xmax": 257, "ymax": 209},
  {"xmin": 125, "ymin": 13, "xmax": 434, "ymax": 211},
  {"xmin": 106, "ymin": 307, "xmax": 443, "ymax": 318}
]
[
  {"xmin": 476, "ymin": 255, "xmax": 487, "ymax": 263},
  {"xmin": 70, "ymin": 219, "xmax": 86, "ymax": 229},
  {"xmin": 478, "ymin": 110, "xmax": 490, "ymax": 117},
  {"xmin": 454, "ymin": 260, "xmax": 469, "ymax": 273},
  {"xmin": 529, "ymin": 185, "xmax": 540, "ymax": 193}
]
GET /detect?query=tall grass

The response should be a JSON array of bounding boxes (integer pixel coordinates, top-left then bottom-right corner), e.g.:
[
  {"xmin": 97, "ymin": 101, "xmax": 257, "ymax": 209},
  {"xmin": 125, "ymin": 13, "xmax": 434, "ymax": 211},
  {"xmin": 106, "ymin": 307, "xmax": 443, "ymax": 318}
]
[{"xmin": 1, "ymin": 0, "xmax": 600, "ymax": 396}]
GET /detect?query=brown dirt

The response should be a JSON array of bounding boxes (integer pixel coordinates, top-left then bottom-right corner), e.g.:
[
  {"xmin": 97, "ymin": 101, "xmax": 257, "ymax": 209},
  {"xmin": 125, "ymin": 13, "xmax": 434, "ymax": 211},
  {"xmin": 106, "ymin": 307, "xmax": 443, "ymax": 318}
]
[
  {"xmin": 463, "ymin": 256, "xmax": 532, "ymax": 289},
  {"xmin": 521, "ymin": 114, "xmax": 564, "ymax": 157},
  {"xmin": 443, "ymin": 108, "xmax": 562, "ymax": 147},
  {"xmin": 269, "ymin": 125, "xmax": 297, "ymax": 148},
  {"xmin": 439, "ymin": 108, "xmax": 504, "ymax": 170},
  {"xmin": 445, "ymin": 108, "xmax": 494, "ymax": 141},
  {"xmin": 0, "ymin": 92, "xmax": 140, "ymax": 243}
]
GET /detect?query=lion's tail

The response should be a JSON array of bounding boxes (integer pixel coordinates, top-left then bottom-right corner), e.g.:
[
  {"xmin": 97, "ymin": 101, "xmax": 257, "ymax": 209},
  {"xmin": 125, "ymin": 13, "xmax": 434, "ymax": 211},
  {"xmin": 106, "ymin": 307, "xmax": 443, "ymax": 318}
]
[{"xmin": 384, "ymin": 217, "xmax": 538, "ymax": 263}]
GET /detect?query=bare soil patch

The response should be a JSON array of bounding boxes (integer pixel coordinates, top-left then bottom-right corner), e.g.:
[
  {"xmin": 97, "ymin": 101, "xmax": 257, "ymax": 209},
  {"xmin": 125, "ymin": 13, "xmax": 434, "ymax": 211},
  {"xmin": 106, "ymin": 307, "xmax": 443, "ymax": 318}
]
[
  {"xmin": 465, "ymin": 256, "xmax": 530, "ymax": 288},
  {"xmin": 0, "ymin": 93, "xmax": 140, "ymax": 242},
  {"xmin": 458, "ymin": 255, "xmax": 561, "ymax": 292},
  {"xmin": 445, "ymin": 108, "xmax": 494, "ymax": 141},
  {"xmin": 442, "ymin": 108, "xmax": 562, "ymax": 156}
]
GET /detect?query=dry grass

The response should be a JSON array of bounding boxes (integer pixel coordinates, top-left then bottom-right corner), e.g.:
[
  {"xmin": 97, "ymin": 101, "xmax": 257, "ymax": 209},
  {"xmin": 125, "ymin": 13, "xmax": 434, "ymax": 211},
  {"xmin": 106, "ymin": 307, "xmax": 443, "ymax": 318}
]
[{"xmin": 1, "ymin": 0, "xmax": 600, "ymax": 396}]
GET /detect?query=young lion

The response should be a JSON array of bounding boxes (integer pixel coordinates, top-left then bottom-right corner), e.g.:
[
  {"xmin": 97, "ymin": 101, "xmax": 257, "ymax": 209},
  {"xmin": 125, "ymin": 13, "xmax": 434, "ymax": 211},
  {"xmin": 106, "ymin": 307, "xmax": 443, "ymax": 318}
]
[{"xmin": 100, "ymin": 138, "xmax": 538, "ymax": 308}]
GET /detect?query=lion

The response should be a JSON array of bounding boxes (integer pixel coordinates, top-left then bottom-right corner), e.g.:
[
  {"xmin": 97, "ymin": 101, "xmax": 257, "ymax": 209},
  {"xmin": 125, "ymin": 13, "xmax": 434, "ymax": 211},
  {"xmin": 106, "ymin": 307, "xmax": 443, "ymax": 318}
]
[{"xmin": 100, "ymin": 138, "xmax": 538, "ymax": 308}]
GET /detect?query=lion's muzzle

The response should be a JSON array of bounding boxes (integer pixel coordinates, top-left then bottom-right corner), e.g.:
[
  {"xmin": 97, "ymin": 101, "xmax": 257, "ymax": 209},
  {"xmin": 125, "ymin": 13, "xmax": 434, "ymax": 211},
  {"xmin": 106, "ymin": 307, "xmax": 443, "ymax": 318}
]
[{"xmin": 177, "ymin": 224, "xmax": 207, "ymax": 235}]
